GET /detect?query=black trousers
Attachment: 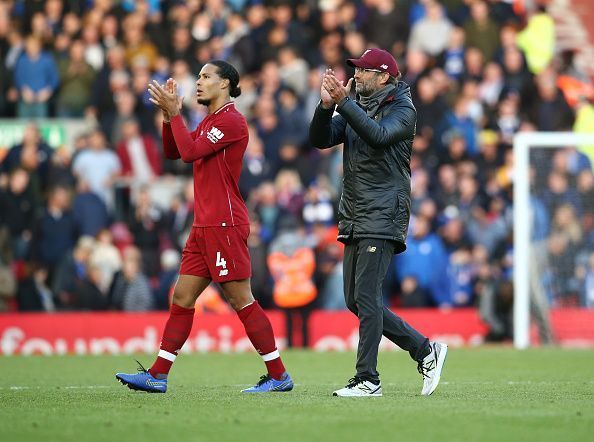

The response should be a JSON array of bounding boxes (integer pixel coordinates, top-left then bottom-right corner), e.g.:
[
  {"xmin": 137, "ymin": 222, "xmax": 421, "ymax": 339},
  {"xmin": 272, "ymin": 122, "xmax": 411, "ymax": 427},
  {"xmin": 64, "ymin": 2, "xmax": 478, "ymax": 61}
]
[{"xmin": 343, "ymin": 238, "xmax": 430, "ymax": 381}]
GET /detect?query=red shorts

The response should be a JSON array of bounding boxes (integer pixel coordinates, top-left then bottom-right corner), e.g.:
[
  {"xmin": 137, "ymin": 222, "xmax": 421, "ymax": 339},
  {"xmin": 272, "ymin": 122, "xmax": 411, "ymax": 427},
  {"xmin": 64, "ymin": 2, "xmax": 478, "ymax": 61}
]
[{"xmin": 180, "ymin": 225, "xmax": 252, "ymax": 283}]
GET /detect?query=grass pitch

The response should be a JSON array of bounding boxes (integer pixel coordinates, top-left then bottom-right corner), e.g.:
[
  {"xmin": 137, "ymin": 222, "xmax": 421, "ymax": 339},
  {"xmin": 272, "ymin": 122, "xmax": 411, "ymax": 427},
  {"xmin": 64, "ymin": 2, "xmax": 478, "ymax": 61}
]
[{"xmin": 1, "ymin": 348, "xmax": 592, "ymax": 442}]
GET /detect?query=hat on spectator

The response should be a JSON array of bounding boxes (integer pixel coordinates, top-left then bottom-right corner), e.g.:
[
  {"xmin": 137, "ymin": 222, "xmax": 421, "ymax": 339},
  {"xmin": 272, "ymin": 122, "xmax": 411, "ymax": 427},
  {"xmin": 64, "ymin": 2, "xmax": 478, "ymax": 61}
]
[{"xmin": 347, "ymin": 48, "xmax": 400, "ymax": 77}]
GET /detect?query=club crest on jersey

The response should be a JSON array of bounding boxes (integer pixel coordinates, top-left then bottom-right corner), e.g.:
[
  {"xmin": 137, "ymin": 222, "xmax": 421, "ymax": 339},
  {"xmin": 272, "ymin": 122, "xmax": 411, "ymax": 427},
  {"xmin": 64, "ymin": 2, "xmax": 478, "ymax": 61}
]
[{"xmin": 207, "ymin": 126, "xmax": 225, "ymax": 143}]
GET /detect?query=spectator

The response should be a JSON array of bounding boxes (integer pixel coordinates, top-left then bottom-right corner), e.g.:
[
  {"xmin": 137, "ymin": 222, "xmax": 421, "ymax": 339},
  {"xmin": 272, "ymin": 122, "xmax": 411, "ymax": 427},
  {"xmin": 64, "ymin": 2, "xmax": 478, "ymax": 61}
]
[
  {"xmin": 268, "ymin": 217, "xmax": 317, "ymax": 347},
  {"xmin": 72, "ymin": 179, "xmax": 109, "ymax": 238},
  {"xmin": 115, "ymin": 117, "xmax": 162, "ymax": 185},
  {"xmin": 516, "ymin": 6, "xmax": 555, "ymax": 75},
  {"xmin": 393, "ymin": 216, "xmax": 450, "ymax": 307},
  {"xmin": 463, "ymin": 0, "xmax": 499, "ymax": 62},
  {"xmin": 581, "ymin": 252, "xmax": 594, "ymax": 308},
  {"xmin": 89, "ymin": 228, "xmax": 122, "ymax": 296},
  {"xmin": 154, "ymin": 249, "xmax": 180, "ymax": 310},
  {"xmin": 400, "ymin": 276, "xmax": 430, "ymax": 308},
  {"xmin": 17, "ymin": 264, "xmax": 54, "ymax": 312},
  {"xmin": 0, "ymin": 168, "xmax": 36, "ymax": 260},
  {"xmin": 247, "ymin": 216, "xmax": 273, "ymax": 308},
  {"xmin": 2, "ymin": 123, "xmax": 53, "ymax": 195},
  {"xmin": 239, "ymin": 127, "xmax": 273, "ymax": 199},
  {"xmin": 278, "ymin": 46, "xmax": 309, "ymax": 98},
  {"xmin": 72, "ymin": 129, "xmax": 121, "ymax": 209},
  {"xmin": 51, "ymin": 236, "xmax": 95, "ymax": 309},
  {"xmin": 110, "ymin": 245, "xmax": 154, "ymax": 311},
  {"xmin": 530, "ymin": 72, "xmax": 574, "ymax": 131},
  {"xmin": 408, "ymin": 1, "xmax": 453, "ymax": 56},
  {"xmin": 31, "ymin": 185, "xmax": 78, "ymax": 278},
  {"xmin": 362, "ymin": 0, "xmax": 409, "ymax": 52},
  {"xmin": 122, "ymin": 13, "xmax": 158, "ymax": 70},
  {"xmin": 13, "ymin": 35, "xmax": 59, "ymax": 118},
  {"xmin": 128, "ymin": 187, "xmax": 164, "ymax": 277},
  {"xmin": 72, "ymin": 262, "xmax": 109, "ymax": 311},
  {"xmin": 0, "ymin": 259, "xmax": 16, "ymax": 312},
  {"xmin": 436, "ymin": 97, "xmax": 478, "ymax": 154},
  {"xmin": 88, "ymin": 45, "xmax": 129, "ymax": 136},
  {"xmin": 413, "ymin": 76, "xmax": 450, "ymax": 140},
  {"xmin": 439, "ymin": 26, "xmax": 466, "ymax": 81}
]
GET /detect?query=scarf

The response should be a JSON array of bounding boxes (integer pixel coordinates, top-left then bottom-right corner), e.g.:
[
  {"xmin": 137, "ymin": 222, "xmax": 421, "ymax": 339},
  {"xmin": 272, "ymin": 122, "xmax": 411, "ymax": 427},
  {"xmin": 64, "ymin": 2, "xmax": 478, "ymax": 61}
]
[{"xmin": 358, "ymin": 84, "xmax": 396, "ymax": 116}]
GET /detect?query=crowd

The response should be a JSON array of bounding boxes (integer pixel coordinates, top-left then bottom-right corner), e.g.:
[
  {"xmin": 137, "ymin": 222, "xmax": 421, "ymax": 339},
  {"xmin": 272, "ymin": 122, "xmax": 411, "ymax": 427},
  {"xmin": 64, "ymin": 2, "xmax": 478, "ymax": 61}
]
[{"xmin": 0, "ymin": 0, "xmax": 593, "ymax": 340}]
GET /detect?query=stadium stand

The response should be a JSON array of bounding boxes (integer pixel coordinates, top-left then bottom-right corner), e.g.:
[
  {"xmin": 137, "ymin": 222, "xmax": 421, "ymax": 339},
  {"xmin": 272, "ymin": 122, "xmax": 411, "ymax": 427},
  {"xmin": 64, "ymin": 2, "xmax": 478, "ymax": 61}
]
[{"xmin": 0, "ymin": 0, "xmax": 592, "ymax": 345}]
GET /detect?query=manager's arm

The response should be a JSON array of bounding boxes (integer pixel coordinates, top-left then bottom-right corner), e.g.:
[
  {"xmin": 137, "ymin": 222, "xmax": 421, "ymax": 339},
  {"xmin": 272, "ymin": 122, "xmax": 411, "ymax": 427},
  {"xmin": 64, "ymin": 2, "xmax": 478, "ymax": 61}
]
[
  {"xmin": 309, "ymin": 103, "xmax": 347, "ymax": 149},
  {"xmin": 337, "ymin": 98, "xmax": 416, "ymax": 149}
]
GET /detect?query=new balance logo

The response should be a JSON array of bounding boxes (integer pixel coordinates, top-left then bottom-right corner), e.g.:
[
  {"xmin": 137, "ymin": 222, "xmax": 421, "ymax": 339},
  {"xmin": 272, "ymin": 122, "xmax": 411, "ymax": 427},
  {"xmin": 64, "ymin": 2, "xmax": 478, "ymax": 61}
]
[
  {"xmin": 207, "ymin": 126, "xmax": 225, "ymax": 143},
  {"xmin": 380, "ymin": 64, "xmax": 388, "ymax": 69},
  {"xmin": 358, "ymin": 383, "xmax": 374, "ymax": 393},
  {"xmin": 219, "ymin": 269, "xmax": 229, "ymax": 276},
  {"xmin": 367, "ymin": 246, "xmax": 377, "ymax": 253}
]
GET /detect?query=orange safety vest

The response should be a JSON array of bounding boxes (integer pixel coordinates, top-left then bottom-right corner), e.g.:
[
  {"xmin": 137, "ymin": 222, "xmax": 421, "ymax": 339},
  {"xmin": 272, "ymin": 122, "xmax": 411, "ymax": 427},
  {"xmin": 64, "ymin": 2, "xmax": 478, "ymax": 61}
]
[
  {"xmin": 557, "ymin": 75, "xmax": 594, "ymax": 108},
  {"xmin": 268, "ymin": 247, "xmax": 317, "ymax": 308}
]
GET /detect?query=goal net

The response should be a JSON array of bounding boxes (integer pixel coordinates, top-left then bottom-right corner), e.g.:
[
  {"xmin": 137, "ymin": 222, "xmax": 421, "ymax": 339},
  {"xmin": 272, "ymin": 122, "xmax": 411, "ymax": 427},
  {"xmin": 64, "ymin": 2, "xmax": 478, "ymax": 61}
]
[{"xmin": 513, "ymin": 132, "xmax": 594, "ymax": 348}]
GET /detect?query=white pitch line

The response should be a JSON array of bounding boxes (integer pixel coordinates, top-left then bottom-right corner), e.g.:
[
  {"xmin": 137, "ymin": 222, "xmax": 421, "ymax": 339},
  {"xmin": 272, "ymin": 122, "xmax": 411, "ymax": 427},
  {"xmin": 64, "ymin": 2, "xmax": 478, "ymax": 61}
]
[{"xmin": 1, "ymin": 385, "xmax": 112, "ymax": 390}]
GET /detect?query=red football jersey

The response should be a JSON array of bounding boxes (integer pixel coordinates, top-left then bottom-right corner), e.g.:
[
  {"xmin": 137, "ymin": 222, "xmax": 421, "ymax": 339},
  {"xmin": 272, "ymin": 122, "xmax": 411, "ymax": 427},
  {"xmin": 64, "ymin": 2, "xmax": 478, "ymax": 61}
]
[{"xmin": 162, "ymin": 102, "xmax": 250, "ymax": 227}]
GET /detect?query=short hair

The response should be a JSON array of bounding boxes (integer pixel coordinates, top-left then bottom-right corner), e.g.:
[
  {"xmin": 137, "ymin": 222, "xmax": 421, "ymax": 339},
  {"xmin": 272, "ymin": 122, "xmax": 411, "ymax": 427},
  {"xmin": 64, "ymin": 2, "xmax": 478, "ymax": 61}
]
[
  {"xmin": 387, "ymin": 72, "xmax": 402, "ymax": 85},
  {"xmin": 208, "ymin": 60, "xmax": 242, "ymax": 98}
]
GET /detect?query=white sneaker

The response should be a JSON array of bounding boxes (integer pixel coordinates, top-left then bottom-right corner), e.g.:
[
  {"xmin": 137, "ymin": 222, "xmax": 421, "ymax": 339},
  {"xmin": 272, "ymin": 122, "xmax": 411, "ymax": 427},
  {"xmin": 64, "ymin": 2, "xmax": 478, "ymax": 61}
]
[
  {"xmin": 418, "ymin": 341, "xmax": 448, "ymax": 396},
  {"xmin": 333, "ymin": 377, "xmax": 382, "ymax": 397}
]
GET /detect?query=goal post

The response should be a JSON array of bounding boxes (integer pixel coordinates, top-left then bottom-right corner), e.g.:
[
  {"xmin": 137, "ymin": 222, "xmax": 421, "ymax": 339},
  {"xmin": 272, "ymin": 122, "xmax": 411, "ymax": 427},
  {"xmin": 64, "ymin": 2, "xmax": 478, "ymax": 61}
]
[{"xmin": 513, "ymin": 132, "xmax": 594, "ymax": 349}]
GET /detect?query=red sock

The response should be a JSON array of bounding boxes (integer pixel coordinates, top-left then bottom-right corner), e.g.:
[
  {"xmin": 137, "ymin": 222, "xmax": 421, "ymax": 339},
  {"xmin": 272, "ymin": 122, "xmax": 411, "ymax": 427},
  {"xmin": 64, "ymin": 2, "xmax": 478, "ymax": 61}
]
[
  {"xmin": 238, "ymin": 301, "xmax": 286, "ymax": 380},
  {"xmin": 149, "ymin": 303, "xmax": 195, "ymax": 378}
]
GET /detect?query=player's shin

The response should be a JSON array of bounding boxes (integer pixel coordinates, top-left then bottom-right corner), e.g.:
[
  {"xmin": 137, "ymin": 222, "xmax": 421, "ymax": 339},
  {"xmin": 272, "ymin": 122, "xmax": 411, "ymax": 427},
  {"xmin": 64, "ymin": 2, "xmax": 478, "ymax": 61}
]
[
  {"xmin": 237, "ymin": 300, "xmax": 286, "ymax": 380},
  {"xmin": 149, "ymin": 303, "xmax": 195, "ymax": 379}
]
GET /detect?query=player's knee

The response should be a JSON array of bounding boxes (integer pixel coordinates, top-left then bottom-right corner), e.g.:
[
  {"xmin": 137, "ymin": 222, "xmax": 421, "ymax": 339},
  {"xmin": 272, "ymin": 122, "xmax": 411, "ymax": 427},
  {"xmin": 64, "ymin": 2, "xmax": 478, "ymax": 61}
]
[
  {"xmin": 172, "ymin": 288, "xmax": 196, "ymax": 309},
  {"xmin": 227, "ymin": 294, "xmax": 252, "ymax": 311}
]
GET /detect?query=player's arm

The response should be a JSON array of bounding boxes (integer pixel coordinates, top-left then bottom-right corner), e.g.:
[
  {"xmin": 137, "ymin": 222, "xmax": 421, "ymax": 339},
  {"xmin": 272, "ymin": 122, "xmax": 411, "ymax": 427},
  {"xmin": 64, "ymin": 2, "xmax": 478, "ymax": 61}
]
[
  {"xmin": 170, "ymin": 115, "xmax": 245, "ymax": 163},
  {"xmin": 162, "ymin": 121, "xmax": 181, "ymax": 160},
  {"xmin": 151, "ymin": 78, "xmax": 182, "ymax": 160}
]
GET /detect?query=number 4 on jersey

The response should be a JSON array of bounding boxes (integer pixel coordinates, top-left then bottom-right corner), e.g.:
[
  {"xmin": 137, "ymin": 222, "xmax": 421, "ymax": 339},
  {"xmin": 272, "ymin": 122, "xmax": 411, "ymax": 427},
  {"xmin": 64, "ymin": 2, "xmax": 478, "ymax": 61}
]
[{"xmin": 216, "ymin": 251, "xmax": 228, "ymax": 276}]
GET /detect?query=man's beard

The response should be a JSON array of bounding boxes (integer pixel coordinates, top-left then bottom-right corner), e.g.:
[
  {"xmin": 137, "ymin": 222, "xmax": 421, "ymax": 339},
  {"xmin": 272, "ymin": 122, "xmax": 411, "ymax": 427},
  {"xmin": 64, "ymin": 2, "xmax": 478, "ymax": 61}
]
[
  {"xmin": 197, "ymin": 98, "xmax": 211, "ymax": 105},
  {"xmin": 355, "ymin": 82, "xmax": 373, "ymax": 97}
]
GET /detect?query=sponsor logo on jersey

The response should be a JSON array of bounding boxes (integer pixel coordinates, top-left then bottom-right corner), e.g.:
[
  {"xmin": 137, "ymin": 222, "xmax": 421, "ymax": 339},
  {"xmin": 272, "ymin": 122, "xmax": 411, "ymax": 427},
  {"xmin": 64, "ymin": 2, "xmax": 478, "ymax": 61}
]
[{"xmin": 207, "ymin": 126, "xmax": 225, "ymax": 143}]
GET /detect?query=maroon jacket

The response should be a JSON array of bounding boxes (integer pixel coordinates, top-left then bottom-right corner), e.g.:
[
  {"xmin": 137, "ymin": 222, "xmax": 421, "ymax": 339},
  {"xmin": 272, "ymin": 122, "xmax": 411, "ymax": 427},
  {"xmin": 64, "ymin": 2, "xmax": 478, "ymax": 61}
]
[{"xmin": 116, "ymin": 135, "xmax": 162, "ymax": 177}]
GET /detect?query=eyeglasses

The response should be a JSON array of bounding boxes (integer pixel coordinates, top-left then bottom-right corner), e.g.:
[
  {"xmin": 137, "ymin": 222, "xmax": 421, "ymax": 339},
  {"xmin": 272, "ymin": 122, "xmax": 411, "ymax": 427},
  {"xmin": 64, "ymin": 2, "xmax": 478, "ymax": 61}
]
[{"xmin": 354, "ymin": 67, "xmax": 383, "ymax": 74}]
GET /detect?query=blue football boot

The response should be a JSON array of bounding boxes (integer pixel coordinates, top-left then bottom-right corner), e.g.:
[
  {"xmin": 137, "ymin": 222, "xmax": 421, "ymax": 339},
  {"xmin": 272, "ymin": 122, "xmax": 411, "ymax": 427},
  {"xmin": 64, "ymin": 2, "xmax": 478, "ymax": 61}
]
[
  {"xmin": 241, "ymin": 372, "xmax": 294, "ymax": 393},
  {"xmin": 116, "ymin": 360, "xmax": 167, "ymax": 393}
]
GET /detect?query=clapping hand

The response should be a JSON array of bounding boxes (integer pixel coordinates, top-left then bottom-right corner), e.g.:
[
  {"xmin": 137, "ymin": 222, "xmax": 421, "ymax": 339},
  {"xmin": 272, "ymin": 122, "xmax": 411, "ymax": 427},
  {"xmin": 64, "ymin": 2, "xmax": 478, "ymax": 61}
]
[
  {"xmin": 321, "ymin": 69, "xmax": 353, "ymax": 107},
  {"xmin": 148, "ymin": 79, "xmax": 183, "ymax": 119}
]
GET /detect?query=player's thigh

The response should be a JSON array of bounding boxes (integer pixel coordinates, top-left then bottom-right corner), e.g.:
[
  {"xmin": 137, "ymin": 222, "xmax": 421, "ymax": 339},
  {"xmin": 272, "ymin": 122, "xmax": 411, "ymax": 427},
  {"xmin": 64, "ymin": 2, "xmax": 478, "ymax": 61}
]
[
  {"xmin": 203, "ymin": 225, "xmax": 252, "ymax": 283},
  {"xmin": 172, "ymin": 274, "xmax": 212, "ymax": 308},
  {"xmin": 180, "ymin": 227, "xmax": 211, "ymax": 279}
]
